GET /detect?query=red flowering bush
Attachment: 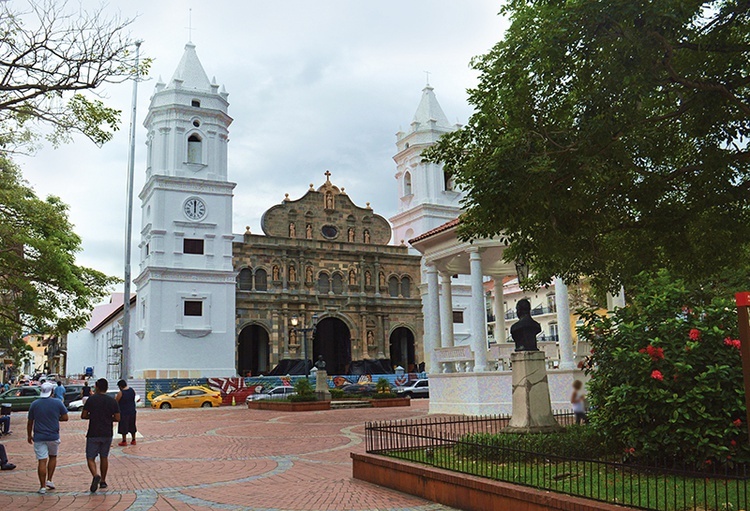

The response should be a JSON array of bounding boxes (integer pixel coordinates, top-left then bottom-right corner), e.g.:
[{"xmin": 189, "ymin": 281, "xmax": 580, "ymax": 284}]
[{"xmin": 578, "ymin": 270, "xmax": 749, "ymax": 467}]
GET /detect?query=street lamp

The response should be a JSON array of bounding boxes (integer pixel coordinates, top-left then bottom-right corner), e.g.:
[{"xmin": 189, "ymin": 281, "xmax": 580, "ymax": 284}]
[{"xmin": 290, "ymin": 313, "xmax": 318, "ymax": 376}]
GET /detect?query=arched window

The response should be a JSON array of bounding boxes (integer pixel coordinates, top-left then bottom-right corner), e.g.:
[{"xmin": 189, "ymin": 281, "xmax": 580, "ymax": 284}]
[
  {"xmin": 404, "ymin": 171, "xmax": 412, "ymax": 195},
  {"xmin": 254, "ymin": 269, "xmax": 267, "ymax": 291},
  {"xmin": 317, "ymin": 272, "xmax": 330, "ymax": 294},
  {"xmin": 388, "ymin": 276, "xmax": 400, "ymax": 297},
  {"xmin": 187, "ymin": 134, "xmax": 202, "ymax": 164},
  {"xmin": 332, "ymin": 273, "xmax": 344, "ymax": 294},
  {"xmin": 238, "ymin": 268, "xmax": 253, "ymax": 290},
  {"xmin": 400, "ymin": 276, "xmax": 411, "ymax": 298}
]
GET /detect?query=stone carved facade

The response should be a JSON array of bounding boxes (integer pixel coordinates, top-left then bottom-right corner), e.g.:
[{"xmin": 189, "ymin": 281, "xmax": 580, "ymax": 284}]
[{"xmin": 234, "ymin": 173, "xmax": 423, "ymax": 375}]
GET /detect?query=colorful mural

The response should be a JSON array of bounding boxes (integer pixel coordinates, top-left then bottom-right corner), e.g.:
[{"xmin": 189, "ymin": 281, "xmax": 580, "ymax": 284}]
[{"xmin": 143, "ymin": 373, "xmax": 426, "ymax": 407}]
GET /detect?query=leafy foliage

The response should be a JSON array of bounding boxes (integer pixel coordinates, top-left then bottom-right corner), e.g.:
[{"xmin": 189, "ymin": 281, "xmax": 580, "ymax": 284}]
[
  {"xmin": 579, "ymin": 270, "xmax": 749, "ymax": 467},
  {"xmin": 427, "ymin": 0, "xmax": 750, "ymax": 292},
  {"xmin": 0, "ymin": 159, "xmax": 118, "ymax": 369},
  {"xmin": 0, "ymin": 0, "xmax": 151, "ymax": 152},
  {"xmin": 293, "ymin": 377, "xmax": 315, "ymax": 398}
]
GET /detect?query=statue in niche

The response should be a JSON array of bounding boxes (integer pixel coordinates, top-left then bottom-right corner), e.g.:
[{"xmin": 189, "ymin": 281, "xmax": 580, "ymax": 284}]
[
  {"xmin": 348, "ymin": 268, "xmax": 356, "ymax": 285},
  {"xmin": 510, "ymin": 298, "xmax": 541, "ymax": 352},
  {"xmin": 306, "ymin": 223, "xmax": 313, "ymax": 239},
  {"xmin": 289, "ymin": 222, "xmax": 296, "ymax": 238},
  {"xmin": 289, "ymin": 265, "xmax": 297, "ymax": 281},
  {"xmin": 325, "ymin": 192, "xmax": 334, "ymax": 210},
  {"xmin": 272, "ymin": 265, "xmax": 280, "ymax": 281},
  {"xmin": 289, "ymin": 329, "xmax": 297, "ymax": 345},
  {"xmin": 365, "ymin": 270, "xmax": 372, "ymax": 286},
  {"xmin": 379, "ymin": 271, "xmax": 385, "ymax": 287},
  {"xmin": 367, "ymin": 330, "xmax": 375, "ymax": 346},
  {"xmin": 363, "ymin": 229, "xmax": 371, "ymax": 244},
  {"xmin": 306, "ymin": 266, "xmax": 313, "ymax": 283},
  {"xmin": 348, "ymin": 227, "xmax": 355, "ymax": 242}
]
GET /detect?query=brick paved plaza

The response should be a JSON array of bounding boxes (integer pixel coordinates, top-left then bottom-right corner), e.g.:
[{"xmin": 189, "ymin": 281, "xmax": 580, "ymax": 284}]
[{"xmin": 0, "ymin": 399, "xmax": 455, "ymax": 511}]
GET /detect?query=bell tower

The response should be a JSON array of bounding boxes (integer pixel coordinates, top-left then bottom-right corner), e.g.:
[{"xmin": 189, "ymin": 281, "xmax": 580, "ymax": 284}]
[{"xmin": 133, "ymin": 42, "xmax": 237, "ymax": 378}]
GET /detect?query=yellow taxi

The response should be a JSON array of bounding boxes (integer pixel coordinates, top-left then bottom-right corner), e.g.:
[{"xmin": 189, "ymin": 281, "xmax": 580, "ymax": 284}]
[{"xmin": 150, "ymin": 386, "xmax": 222, "ymax": 409}]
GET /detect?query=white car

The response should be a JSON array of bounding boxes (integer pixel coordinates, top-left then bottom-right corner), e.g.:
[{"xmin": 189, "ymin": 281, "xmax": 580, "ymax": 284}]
[
  {"xmin": 395, "ymin": 379, "xmax": 429, "ymax": 398},
  {"xmin": 67, "ymin": 390, "xmax": 141, "ymax": 411},
  {"xmin": 245, "ymin": 386, "xmax": 296, "ymax": 402}
]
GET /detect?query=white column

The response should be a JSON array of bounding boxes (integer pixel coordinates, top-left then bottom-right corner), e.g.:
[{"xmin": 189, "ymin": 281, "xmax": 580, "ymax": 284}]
[
  {"xmin": 493, "ymin": 278, "xmax": 505, "ymax": 343},
  {"xmin": 424, "ymin": 263, "xmax": 441, "ymax": 374},
  {"xmin": 439, "ymin": 272, "xmax": 454, "ymax": 348},
  {"xmin": 468, "ymin": 249, "xmax": 488, "ymax": 372},
  {"xmin": 554, "ymin": 277, "xmax": 575, "ymax": 370},
  {"xmin": 607, "ymin": 286, "xmax": 626, "ymax": 310}
]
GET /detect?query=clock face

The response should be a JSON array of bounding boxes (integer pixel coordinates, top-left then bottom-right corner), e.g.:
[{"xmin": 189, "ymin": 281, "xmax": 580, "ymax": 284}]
[{"xmin": 183, "ymin": 197, "xmax": 206, "ymax": 220}]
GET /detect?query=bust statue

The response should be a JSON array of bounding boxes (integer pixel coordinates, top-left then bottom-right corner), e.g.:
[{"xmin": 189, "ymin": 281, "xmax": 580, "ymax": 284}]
[
  {"xmin": 510, "ymin": 298, "xmax": 541, "ymax": 351},
  {"xmin": 314, "ymin": 355, "xmax": 326, "ymax": 370}
]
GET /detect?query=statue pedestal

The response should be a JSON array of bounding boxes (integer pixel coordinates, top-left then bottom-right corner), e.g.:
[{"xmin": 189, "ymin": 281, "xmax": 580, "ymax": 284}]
[
  {"xmin": 503, "ymin": 351, "xmax": 562, "ymax": 434},
  {"xmin": 315, "ymin": 369, "xmax": 331, "ymax": 401}
]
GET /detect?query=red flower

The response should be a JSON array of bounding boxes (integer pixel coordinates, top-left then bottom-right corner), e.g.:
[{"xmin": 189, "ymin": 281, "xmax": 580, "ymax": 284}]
[
  {"xmin": 731, "ymin": 440, "xmax": 737, "ymax": 446},
  {"xmin": 639, "ymin": 348, "xmax": 647, "ymax": 354},
  {"xmin": 689, "ymin": 329, "xmax": 701, "ymax": 341},
  {"xmin": 651, "ymin": 370, "xmax": 664, "ymax": 381},
  {"xmin": 723, "ymin": 337, "xmax": 740, "ymax": 350},
  {"xmin": 728, "ymin": 455, "xmax": 733, "ymax": 460},
  {"xmin": 733, "ymin": 419, "xmax": 742, "ymax": 427},
  {"xmin": 645, "ymin": 345, "xmax": 664, "ymax": 361},
  {"xmin": 705, "ymin": 459, "xmax": 712, "ymax": 465}
]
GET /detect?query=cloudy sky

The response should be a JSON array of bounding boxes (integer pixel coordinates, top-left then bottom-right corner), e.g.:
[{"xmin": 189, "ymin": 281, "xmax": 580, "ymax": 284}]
[{"xmin": 16, "ymin": 0, "xmax": 508, "ymax": 295}]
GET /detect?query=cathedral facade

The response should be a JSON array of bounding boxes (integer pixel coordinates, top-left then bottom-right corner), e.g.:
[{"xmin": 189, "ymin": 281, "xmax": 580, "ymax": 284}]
[{"xmin": 234, "ymin": 173, "xmax": 422, "ymax": 376}]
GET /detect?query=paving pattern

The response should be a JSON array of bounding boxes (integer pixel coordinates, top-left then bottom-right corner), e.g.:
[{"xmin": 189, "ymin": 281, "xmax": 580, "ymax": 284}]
[{"xmin": 0, "ymin": 399, "xmax": 456, "ymax": 511}]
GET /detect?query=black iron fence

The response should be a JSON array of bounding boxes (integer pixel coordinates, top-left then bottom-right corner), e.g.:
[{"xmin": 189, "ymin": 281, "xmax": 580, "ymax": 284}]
[{"xmin": 365, "ymin": 413, "xmax": 749, "ymax": 511}]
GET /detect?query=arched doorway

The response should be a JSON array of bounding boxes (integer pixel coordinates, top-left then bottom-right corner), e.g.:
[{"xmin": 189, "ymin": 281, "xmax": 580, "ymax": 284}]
[
  {"xmin": 237, "ymin": 324, "xmax": 270, "ymax": 377},
  {"xmin": 389, "ymin": 327, "xmax": 415, "ymax": 372},
  {"xmin": 312, "ymin": 317, "xmax": 351, "ymax": 374}
]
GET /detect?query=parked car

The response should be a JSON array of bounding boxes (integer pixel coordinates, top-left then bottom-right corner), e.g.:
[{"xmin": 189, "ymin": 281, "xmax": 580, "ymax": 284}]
[
  {"xmin": 63, "ymin": 385, "xmax": 85, "ymax": 407},
  {"xmin": 0, "ymin": 386, "xmax": 42, "ymax": 411},
  {"xmin": 67, "ymin": 389, "xmax": 141, "ymax": 411},
  {"xmin": 151, "ymin": 386, "xmax": 222, "ymax": 409},
  {"xmin": 246, "ymin": 386, "xmax": 297, "ymax": 402},
  {"xmin": 395, "ymin": 379, "xmax": 429, "ymax": 398},
  {"xmin": 340, "ymin": 383, "xmax": 378, "ymax": 397}
]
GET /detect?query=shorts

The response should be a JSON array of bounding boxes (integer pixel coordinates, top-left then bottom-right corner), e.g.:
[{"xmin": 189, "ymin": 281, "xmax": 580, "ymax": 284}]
[
  {"xmin": 118, "ymin": 414, "xmax": 137, "ymax": 435},
  {"xmin": 33, "ymin": 439, "xmax": 60, "ymax": 460},
  {"xmin": 85, "ymin": 437, "xmax": 112, "ymax": 459}
]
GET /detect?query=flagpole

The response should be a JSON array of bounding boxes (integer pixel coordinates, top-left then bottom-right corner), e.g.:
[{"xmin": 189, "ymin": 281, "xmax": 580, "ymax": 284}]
[{"xmin": 121, "ymin": 40, "xmax": 141, "ymax": 380}]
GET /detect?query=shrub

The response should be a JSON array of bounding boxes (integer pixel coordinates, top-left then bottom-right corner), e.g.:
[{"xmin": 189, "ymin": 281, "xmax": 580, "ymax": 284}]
[
  {"xmin": 371, "ymin": 392, "xmax": 398, "ymax": 399},
  {"xmin": 376, "ymin": 378, "xmax": 392, "ymax": 394},
  {"xmin": 578, "ymin": 270, "xmax": 749, "ymax": 467},
  {"xmin": 293, "ymin": 377, "xmax": 315, "ymax": 398},
  {"xmin": 288, "ymin": 394, "xmax": 317, "ymax": 403},
  {"xmin": 329, "ymin": 388, "xmax": 344, "ymax": 399}
]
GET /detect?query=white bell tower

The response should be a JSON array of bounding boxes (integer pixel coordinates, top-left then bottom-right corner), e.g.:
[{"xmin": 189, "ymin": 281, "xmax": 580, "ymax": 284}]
[
  {"xmin": 390, "ymin": 84, "xmax": 463, "ymax": 247},
  {"xmin": 133, "ymin": 42, "xmax": 237, "ymax": 378}
]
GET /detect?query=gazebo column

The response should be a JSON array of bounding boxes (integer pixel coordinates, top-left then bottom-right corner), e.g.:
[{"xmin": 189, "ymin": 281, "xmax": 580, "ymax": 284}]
[
  {"xmin": 424, "ymin": 263, "xmax": 441, "ymax": 374},
  {"xmin": 439, "ymin": 272, "xmax": 454, "ymax": 348},
  {"xmin": 554, "ymin": 277, "xmax": 575, "ymax": 370},
  {"xmin": 468, "ymin": 248, "xmax": 488, "ymax": 372},
  {"xmin": 493, "ymin": 278, "xmax": 505, "ymax": 343}
]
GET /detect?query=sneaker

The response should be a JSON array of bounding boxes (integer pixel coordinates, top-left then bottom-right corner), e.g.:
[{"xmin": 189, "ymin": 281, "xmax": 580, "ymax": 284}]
[
  {"xmin": 38, "ymin": 487, "xmax": 47, "ymax": 494},
  {"xmin": 117, "ymin": 441, "xmax": 127, "ymax": 446},
  {"xmin": 130, "ymin": 439, "xmax": 136, "ymax": 445},
  {"xmin": 46, "ymin": 480, "xmax": 55, "ymax": 489},
  {"xmin": 99, "ymin": 481, "xmax": 108, "ymax": 489},
  {"xmin": 90, "ymin": 475, "xmax": 101, "ymax": 493}
]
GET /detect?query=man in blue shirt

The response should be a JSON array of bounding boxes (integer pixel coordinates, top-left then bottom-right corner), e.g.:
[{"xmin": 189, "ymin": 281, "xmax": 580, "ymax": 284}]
[
  {"xmin": 27, "ymin": 381, "xmax": 69, "ymax": 494},
  {"xmin": 53, "ymin": 381, "xmax": 65, "ymax": 402}
]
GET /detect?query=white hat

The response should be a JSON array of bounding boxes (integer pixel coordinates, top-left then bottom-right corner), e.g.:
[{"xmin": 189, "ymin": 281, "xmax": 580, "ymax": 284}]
[{"xmin": 40, "ymin": 381, "xmax": 55, "ymax": 398}]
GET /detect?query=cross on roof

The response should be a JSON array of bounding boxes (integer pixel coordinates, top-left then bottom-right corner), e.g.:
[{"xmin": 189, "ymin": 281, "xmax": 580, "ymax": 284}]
[
  {"xmin": 324, "ymin": 170, "xmax": 331, "ymax": 179},
  {"xmin": 185, "ymin": 9, "xmax": 196, "ymax": 42},
  {"xmin": 424, "ymin": 70, "xmax": 431, "ymax": 85}
]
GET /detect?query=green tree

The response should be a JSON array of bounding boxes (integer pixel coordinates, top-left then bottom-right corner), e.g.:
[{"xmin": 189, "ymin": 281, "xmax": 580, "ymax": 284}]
[
  {"xmin": 0, "ymin": 0, "xmax": 150, "ymax": 152},
  {"xmin": 0, "ymin": 159, "xmax": 118, "ymax": 370},
  {"xmin": 427, "ymin": 0, "xmax": 750, "ymax": 292},
  {"xmin": 579, "ymin": 270, "xmax": 749, "ymax": 467}
]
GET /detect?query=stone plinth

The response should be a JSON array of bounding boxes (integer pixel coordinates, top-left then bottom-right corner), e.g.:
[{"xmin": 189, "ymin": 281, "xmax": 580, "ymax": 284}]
[
  {"xmin": 504, "ymin": 351, "xmax": 562, "ymax": 433},
  {"xmin": 315, "ymin": 369, "xmax": 331, "ymax": 401}
]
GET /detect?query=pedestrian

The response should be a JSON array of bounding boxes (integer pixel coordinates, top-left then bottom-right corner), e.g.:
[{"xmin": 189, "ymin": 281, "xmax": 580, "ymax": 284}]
[
  {"xmin": 0, "ymin": 443, "xmax": 16, "ymax": 470},
  {"xmin": 27, "ymin": 381, "xmax": 69, "ymax": 493},
  {"xmin": 571, "ymin": 379, "xmax": 588, "ymax": 425},
  {"xmin": 0, "ymin": 413, "xmax": 9, "ymax": 435},
  {"xmin": 81, "ymin": 378, "xmax": 120, "ymax": 493},
  {"xmin": 80, "ymin": 380, "xmax": 91, "ymax": 404},
  {"xmin": 115, "ymin": 380, "xmax": 137, "ymax": 446},
  {"xmin": 54, "ymin": 381, "xmax": 65, "ymax": 402}
]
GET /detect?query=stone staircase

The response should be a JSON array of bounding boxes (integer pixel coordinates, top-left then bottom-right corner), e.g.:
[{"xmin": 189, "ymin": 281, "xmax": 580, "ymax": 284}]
[{"xmin": 330, "ymin": 400, "xmax": 372, "ymax": 409}]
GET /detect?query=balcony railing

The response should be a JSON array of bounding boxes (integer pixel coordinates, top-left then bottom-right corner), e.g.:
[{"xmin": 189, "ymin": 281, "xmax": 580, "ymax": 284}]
[{"xmin": 504, "ymin": 305, "xmax": 557, "ymax": 320}]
